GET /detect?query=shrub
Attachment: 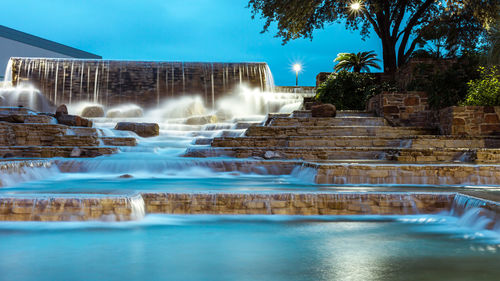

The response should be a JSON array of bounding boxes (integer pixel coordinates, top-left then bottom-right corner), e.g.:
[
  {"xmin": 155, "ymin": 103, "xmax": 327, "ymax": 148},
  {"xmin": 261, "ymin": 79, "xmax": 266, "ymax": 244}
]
[
  {"xmin": 462, "ymin": 67, "xmax": 500, "ymax": 106},
  {"xmin": 315, "ymin": 71, "xmax": 396, "ymax": 110},
  {"xmin": 407, "ymin": 53, "xmax": 483, "ymax": 109}
]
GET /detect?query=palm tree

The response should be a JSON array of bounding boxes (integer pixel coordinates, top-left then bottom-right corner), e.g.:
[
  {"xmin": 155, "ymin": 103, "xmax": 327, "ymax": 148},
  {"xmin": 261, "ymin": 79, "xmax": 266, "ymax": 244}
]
[{"xmin": 334, "ymin": 51, "xmax": 381, "ymax": 73}]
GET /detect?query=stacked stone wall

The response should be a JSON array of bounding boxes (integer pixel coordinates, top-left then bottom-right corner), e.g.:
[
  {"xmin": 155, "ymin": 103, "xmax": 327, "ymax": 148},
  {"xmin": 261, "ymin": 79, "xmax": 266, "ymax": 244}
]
[{"xmin": 439, "ymin": 106, "xmax": 500, "ymax": 136}]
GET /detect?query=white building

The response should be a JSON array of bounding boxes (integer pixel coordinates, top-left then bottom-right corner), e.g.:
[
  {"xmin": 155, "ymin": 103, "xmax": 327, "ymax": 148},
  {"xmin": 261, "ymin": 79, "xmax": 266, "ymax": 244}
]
[{"xmin": 0, "ymin": 25, "xmax": 101, "ymax": 79}]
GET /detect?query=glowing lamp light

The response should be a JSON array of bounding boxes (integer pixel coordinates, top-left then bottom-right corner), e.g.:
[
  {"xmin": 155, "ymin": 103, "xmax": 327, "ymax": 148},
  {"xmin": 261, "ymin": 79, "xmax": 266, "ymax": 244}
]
[
  {"xmin": 293, "ymin": 63, "xmax": 302, "ymax": 86},
  {"xmin": 350, "ymin": 2, "xmax": 361, "ymax": 11}
]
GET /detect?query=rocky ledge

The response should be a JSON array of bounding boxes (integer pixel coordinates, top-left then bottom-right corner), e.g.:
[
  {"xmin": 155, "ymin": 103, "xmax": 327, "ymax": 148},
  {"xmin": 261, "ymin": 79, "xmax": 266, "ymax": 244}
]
[{"xmin": 0, "ymin": 106, "xmax": 137, "ymax": 158}]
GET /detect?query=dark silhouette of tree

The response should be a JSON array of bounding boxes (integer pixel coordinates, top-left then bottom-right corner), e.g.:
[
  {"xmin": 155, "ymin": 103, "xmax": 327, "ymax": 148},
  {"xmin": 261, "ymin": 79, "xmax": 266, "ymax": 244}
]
[
  {"xmin": 334, "ymin": 51, "xmax": 381, "ymax": 73},
  {"xmin": 248, "ymin": 0, "xmax": 498, "ymax": 74}
]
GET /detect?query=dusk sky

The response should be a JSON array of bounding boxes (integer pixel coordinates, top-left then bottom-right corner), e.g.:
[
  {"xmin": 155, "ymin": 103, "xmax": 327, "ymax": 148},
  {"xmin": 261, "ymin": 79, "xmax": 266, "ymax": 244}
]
[{"xmin": 1, "ymin": 0, "xmax": 381, "ymax": 86}]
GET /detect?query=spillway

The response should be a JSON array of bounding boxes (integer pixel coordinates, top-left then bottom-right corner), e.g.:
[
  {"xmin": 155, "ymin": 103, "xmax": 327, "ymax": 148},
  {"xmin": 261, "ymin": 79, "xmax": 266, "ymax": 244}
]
[{"xmin": 6, "ymin": 58, "xmax": 274, "ymax": 108}]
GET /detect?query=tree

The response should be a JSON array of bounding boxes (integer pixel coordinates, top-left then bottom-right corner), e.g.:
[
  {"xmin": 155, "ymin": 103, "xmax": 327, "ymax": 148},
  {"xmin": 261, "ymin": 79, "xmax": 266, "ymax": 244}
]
[
  {"xmin": 334, "ymin": 51, "xmax": 381, "ymax": 72},
  {"xmin": 248, "ymin": 0, "xmax": 498, "ymax": 74},
  {"xmin": 487, "ymin": 11, "xmax": 500, "ymax": 65}
]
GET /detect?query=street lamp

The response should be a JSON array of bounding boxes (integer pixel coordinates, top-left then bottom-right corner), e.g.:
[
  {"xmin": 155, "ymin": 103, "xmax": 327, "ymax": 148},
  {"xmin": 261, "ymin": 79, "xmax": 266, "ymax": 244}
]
[{"xmin": 293, "ymin": 63, "xmax": 302, "ymax": 86}]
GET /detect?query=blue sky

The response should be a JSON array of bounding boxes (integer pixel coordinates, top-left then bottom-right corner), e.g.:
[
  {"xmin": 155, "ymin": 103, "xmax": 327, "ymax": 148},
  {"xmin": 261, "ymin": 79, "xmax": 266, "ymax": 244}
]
[{"xmin": 1, "ymin": 0, "xmax": 381, "ymax": 86}]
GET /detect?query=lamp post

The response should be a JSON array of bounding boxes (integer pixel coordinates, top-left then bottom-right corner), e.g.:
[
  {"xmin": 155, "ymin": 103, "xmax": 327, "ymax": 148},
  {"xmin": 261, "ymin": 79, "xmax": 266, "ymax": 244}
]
[{"xmin": 293, "ymin": 63, "xmax": 302, "ymax": 86}]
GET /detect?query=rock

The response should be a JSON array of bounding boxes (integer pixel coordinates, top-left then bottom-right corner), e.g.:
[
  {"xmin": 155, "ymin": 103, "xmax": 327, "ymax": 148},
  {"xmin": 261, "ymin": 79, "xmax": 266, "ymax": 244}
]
[
  {"xmin": 119, "ymin": 174, "xmax": 133, "ymax": 179},
  {"xmin": 311, "ymin": 104, "xmax": 336, "ymax": 117},
  {"xmin": 70, "ymin": 147, "xmax": 82, "ymax": 157},
  {"xmin": 81, "ymin": 105, "xmax": 105, "ymax": 118},
  {"xmin": 55, "ymin": 104, "xmax": 68, "ymax": 118},
  {"xmin": 0, "ymin": 115, "xmax": 25, "ymax": 123},
  {"xmin": 60, "ymin": 115, "xmax": 88, "ymax": 127},
  {"xmin": 215, "ymin": 109, "xmax": 233, "ymax": 121},
  {"xmin": 114, "ymin": 122, "xmax": 159, "ymax": 137},
  {"xmin": 57, "ymin": 114, "xmax": 93, "ymax": 127},
  {"xmin": 264, "ymin": 151, "xmax": 283, "ymax": 159},
  {"xmin": 106, "ymin": 106, "xmax": 143, "ymax": 118},
  {"xmin": 185, "ymin": 115, "xmax": 218, "ymax": 125},
  {"xmin": 38, "ymin": 112, "xmax": 56, "ymax": 118}
]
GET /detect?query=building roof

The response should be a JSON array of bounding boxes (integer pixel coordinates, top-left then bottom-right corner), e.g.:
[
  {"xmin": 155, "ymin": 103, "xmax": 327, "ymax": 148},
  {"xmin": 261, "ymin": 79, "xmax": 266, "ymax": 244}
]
[{"xmin": 0, "ymin": 25, "xmax": 101, "ymax": 59}]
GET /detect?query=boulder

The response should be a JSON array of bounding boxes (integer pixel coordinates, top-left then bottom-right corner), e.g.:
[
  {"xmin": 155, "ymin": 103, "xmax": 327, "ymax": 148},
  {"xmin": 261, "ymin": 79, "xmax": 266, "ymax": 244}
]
[
  {"xmin": 311, "ymin": 104, "xmax": 336, "ymax": 117},
  {"xmin": 119, "ymin": 174, "xmax": 133, "ymax": 179},
  {"xmin": 185, "ymin": 115, "xmax": 218, "ymax": 125},
  {"xmin": 57, "ymin": 114, "xmax": 93, "ymax": 127},
  {"xmin": 81, "ymin": 105, "xmax": 105, "ymax": 118},
  {"xmin": 114, "ymin": 122, "xmax": 159, "ymax": 137},
  {"xmin": 106, "ymin": 106, "xmax": 143, "ymax": 118},
  {"xmin": 215, "ymin": 109, "xmax": 233, "ymax": 122},
  {"xmin": 55, "ymin": 104, "xmax": 68, "ymax": 118},
  {"xmin": 264, "ymin": 151, "xmax": 283, "ymax": 159}
]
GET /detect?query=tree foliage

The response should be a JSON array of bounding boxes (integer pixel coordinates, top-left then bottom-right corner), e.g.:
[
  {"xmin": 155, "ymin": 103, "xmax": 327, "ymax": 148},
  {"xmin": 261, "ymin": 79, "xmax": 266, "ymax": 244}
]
[
  {"xmin": 248, "ymin": 0, "xmax": 498, "ymax": 73},
  {"xmin": 407, "ymin": 52, "xmax": 483, "ymax": 109},
  {"xmin": 334, "ymin": 51, "xmax": 381, "ymax": 73},
  {"xmin": 462, "ymin": 66, "xmax": 500, "ymax": 106}
]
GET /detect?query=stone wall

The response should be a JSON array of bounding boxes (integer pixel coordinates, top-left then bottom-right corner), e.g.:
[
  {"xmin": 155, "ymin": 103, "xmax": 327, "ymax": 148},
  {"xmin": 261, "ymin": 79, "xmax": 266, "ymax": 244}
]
[
  {"xmin": 9, "ymin": 58, "xmax": 273, "ymax": 109},
  {"xmin": 142, "ymin": 192, "xmax": 453, "ymax": 215},
  {"xmin": 439, "ymin": 106, "xmax": 500, "ymax": 136},
  {"xmin": 367, "ymin": 91, "xmax": 434, "ymax": 128},
  {"xmin": 0, "ymin": 195, "xmax": 144, "ymax": 221}
]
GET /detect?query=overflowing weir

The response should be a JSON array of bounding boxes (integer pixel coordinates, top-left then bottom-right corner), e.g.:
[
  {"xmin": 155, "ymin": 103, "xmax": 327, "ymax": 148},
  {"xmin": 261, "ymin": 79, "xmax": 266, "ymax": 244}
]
[{"xmin": 6, "ymin": 58, "xmax": 274, "ymax": 108}]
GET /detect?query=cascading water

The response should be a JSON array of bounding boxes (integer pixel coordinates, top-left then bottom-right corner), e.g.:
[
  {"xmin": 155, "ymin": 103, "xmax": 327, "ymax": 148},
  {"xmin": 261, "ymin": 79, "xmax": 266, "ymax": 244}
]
[
  {"xmin": 449, "ymin": 194, "xmax": 499, "ymax": 233},
  {"xmin": 0, "ymin": 160, "xmax": 60, "ymax": 187},
  {"xmin": 7, "ymin": 58, "xmax": 278, "ymax": 109}
]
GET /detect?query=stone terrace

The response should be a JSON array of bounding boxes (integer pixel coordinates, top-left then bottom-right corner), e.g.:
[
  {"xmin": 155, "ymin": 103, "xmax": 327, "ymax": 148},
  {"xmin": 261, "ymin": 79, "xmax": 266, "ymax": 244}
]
[
  {"xmin": 0, "ymin": 107, "xmax": 136, "ymax": 158},
  {"xmin": 185, "ymin": 110, "xmax": 500, "ymax": 185}
]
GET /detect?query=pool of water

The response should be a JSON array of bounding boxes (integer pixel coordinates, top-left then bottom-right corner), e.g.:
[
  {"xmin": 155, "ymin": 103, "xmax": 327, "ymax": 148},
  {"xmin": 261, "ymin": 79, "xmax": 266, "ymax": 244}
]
[{"xmin": 0, "ymin": 215, "xmax": 499, "ymax": 281}]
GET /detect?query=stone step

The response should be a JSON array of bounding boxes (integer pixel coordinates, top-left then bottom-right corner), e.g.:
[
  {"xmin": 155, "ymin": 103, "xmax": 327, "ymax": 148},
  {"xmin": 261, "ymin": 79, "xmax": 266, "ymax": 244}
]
[
  {"xmin": 0, "ymin": 146, "xmax": 118, "ymax": 158},
  {"xmin": 211, "ymin": 136, "xmax": 500, "ymax": 149},
  {"xmin": 303, "ymin": 162, "xmax": 500, "ymax": 186},
  {"xmin": 245, "ymin": 125, "xmax": 436, "ymax": 137},
  {"xmin": 184, "ymin": 146, "xmax": 500, "ymax": 163},
  {"xmin": 4, "ymin": 192, "xmax": 498, "ymax": 220},
  {"xmin": 268, "ymin": 117, "xmax": 388, "ymax": 127},
  {"xmin": 291, "ymin": 110, "xmax": 375, "ymax": 118},
  {"xmin": 100, "ymin": 137, "xmax": 137, "ymax": 146}
]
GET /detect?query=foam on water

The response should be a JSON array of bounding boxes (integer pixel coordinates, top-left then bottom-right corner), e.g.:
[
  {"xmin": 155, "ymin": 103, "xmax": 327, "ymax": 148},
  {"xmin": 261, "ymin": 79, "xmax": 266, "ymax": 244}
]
[{"xmin": 0, "ymin": 161, "xmax": 61, "ymax": 187}]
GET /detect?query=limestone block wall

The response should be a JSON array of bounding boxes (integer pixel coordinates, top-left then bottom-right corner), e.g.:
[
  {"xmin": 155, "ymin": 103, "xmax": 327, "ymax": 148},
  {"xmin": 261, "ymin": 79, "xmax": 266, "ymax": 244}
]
[
  {"xmin": 439, "ymin": 106, "xmax": 500, "ymax": 135},
  {"xmin": 367, "ymin": 91, "xmax": 433, "ymax": 127},
  {"xmin": 0, "ymin": 195, "xmax": 144, "ymax": 221},
  {"xmin": 142, "ymin": 192, "xmax": 454, "ymax": 215},
  {"xmin": 9, "ymin": 58, "xmax": 273, "ymax": 108}
]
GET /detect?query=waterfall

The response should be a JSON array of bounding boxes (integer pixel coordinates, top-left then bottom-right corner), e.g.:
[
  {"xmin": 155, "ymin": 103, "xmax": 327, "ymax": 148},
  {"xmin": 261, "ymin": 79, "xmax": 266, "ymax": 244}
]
[
  {"xmin": 0, "ymin": 160, "xmax": 60, "ymax": 187},
  {"xmin": 7, "ymin": 58, "xmax": 277, "ymax": 109},
  {"xmin": 450, "ymin": 194, "xmax": 499, "ymax": 233},
  {"xmin": 128, "ymin": 195, "xmax": 146, "ymax": 220}
]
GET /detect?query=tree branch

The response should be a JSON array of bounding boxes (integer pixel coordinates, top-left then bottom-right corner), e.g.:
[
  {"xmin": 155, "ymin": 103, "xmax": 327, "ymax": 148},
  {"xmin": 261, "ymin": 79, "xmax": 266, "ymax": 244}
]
[{"xmin": 397, "ymin": 0, "xmax": 434, "ymax": 64}]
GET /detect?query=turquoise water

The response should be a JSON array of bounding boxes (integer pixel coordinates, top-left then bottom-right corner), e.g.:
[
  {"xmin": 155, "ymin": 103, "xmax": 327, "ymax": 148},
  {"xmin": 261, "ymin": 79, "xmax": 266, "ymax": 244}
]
[
  {"xmin": 0, "ymin": 215, "xmax": 499, "ymax": 281},
  {"xmin": 1, "ymin": 118, "xmax": 500, "ymax": 281}
]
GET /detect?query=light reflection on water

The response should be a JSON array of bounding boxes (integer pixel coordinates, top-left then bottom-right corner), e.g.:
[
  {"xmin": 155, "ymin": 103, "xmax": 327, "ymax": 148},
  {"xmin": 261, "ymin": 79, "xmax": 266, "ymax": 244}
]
[{"xmin": 0, "ymin": 215, "xmax": 499, "ymax": 281}]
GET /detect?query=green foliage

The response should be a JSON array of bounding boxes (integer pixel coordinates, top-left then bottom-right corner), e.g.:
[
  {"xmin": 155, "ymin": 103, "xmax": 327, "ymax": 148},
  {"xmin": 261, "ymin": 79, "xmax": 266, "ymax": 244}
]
[
  {"xmin": 407, "ymin": 53, "xmax": 483, "ymax": 109},
  {"xmin": 315, "ymin": 71, "xmax": 397, "ymax": 110},
  {"xmin": 333, "ymin": 51, "xmax": 381, "ymax": 73},
  {"xmin": 462, "ymin": 67, "xmax": 500, "ymax": 106}
]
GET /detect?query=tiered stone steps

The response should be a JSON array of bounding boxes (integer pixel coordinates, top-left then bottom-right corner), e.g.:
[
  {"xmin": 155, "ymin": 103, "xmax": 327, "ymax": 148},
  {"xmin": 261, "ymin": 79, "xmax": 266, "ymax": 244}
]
[
  {"xmin": 0, "ymin": 107, "xmax": 136, "ymax": 158},
  {"xmin": 186, "ymin": 110, "xmax": 500, "ymax": 164}
]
